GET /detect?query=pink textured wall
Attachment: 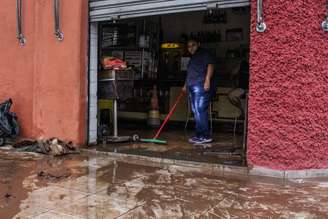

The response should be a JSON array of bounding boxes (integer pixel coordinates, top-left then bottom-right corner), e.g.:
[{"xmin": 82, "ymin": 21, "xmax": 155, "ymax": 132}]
[
  {"xmin": 0, "ymin": 0, "xmax": 88, "ymax": 144},
  {"xmin": 248, "ymin": 0, "xmax": 328, "ymax": 170}
]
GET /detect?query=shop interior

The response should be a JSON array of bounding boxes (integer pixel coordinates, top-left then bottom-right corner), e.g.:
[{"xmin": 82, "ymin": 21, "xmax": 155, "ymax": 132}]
[{"xmin": 95, "ymin": 7, "xmax": 250, "ymax": 166}]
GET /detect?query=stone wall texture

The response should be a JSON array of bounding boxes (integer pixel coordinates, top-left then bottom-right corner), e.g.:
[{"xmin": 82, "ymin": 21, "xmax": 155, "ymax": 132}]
[{"xmin": 247, "ymin": 0, "xmax": 328, "ymax": 170}]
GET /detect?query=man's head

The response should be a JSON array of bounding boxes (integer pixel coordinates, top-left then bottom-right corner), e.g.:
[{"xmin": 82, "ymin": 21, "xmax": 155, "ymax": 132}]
[{"xmin": 187, "ymin": 38, "xmax": 200, "ymax": 55}]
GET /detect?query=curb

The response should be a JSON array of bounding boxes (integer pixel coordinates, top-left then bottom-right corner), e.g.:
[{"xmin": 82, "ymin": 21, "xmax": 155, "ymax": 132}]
[{"xmin": 82, "ymin": 149, "xmax": 328, "ymax": 179}]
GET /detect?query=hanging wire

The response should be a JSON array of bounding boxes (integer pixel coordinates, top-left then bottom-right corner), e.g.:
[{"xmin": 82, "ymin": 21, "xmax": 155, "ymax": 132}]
[
  {"xmin": 54, "ymin": 0, "xmax": 64, "ymax": 41},
  {"xmin": 16, "ymin": 0, "xmax": 26, "ymax": 46}
]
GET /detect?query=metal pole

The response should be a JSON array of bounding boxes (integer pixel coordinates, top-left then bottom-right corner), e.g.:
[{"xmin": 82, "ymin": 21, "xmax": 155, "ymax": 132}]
[
  {"xmin": 256, "ymin": 0, "xmax": 266, "ymax": 33},
  {"xmin": 323, "ymin": 18, "xmax": 328, "ymax": 32},
  {"xmin": 322, "ymin": 1, "xmax": 328, "ymax": 32},
  {"xmin": 141, "ymin": 19, "xmax": 146, "ymax": 79},
  {"xmin": 16, "ymin": 0, "xmax": 26, "ymax": 46},
  {"xmin": 54, "ymin": 0, "xmax": 64, "ymax": 41},
  {"xmin": 113, "ymin": 70, "xmax": 118, "ymax": 137},
  {"xmin": 113, "ymin": 100, "xmax": 118, "ymax": 137},
  {"xmin": 242, "ymin": 94, "xmax": 248, "ymax": 152}
]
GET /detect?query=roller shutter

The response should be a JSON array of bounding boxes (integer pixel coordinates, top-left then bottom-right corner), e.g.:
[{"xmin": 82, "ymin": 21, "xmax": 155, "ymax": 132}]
[{"xmin": 90, "ymin": 0, "xmax": 250, "ymax": 22}]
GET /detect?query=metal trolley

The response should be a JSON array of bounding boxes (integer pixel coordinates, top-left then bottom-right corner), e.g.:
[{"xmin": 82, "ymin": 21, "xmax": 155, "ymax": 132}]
[{"xmin": 98, "ymin": 69, "xmax": 138, "ymax": 143}]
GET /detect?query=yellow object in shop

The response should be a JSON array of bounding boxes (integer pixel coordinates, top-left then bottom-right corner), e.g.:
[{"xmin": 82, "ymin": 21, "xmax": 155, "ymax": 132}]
[
  {"xmin": 161, "ymin": 43, "xmax": 181, "ymax": 49},
  {"xmin": 98, "ymin": 99, "xmax": 113, "ymax": 125}
]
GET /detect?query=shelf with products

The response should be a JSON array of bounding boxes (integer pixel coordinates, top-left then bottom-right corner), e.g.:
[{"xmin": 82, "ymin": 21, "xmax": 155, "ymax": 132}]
[
  {"xmin": 99, "ymin": 51, "xmax": 158, "ymax": 80},
  {"xmin": 110, "ymin": 76, "xmax": 185, "ymax": 114},
  {"xmin": 98, "ymin": 70, "xmax": 184, "ymax": 113},
  {"xmin": 99, "ymin": 18, "xmax": 161, "ymax": 81},
  {"xmin": 100, "ymin": 22, "xmax": 137, "ymax": 49},
  {"xmin": 101, "ymin": 47, "xmax": 152, "ymax": 52},
  {"xmin": 117, "ymin": 85, "xmax": 171, "ymax": 114}
]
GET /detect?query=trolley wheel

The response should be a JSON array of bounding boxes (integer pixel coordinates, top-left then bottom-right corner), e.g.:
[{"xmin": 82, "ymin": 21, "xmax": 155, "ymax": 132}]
[
  {"xmin": 132, "ymin": 134, "xmax": 140, "ymax": 142},
  {"xmin": 98, "ymin": 125, "xmax": 110, "ymax": 137},
  {"xmin": 0, "ymin": 138, "xmax": 5, "ymax": 146}
]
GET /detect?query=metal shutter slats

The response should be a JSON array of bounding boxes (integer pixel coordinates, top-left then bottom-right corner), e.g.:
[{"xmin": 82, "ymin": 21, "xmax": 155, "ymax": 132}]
[{"xmin": 89, "ymin": 0, "xmax": 250, "ymax": 22}]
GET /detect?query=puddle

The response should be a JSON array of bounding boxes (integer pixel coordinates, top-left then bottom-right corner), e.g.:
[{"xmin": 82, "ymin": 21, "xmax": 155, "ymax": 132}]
[
  {"xmin": 0, "ymin": 158, "xmax": 36, "ymax": 219},
  {"xmin": 1, "ymin": 149, "xmax": 328, "ymax": 218},
  {"xmin": 0, "ymin": 150, "xmax": 90, "ymax": 219}
]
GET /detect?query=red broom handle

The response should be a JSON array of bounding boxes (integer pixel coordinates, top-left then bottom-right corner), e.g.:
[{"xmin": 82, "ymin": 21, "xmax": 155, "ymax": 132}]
[{"xmin": 153, "ymin": 92, "xmax": 185, "ymax": 139}]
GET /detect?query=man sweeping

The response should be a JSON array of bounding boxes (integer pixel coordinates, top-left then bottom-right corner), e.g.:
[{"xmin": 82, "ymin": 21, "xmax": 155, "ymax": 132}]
[{"xmin": 183, "ymin": 38, "xmax": 217, "ymax": 144}]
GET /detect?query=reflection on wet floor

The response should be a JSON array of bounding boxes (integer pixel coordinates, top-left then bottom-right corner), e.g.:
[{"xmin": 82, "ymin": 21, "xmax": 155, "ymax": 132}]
[
  {"xmin": 96, "ymin": 128, "xmax": 246, "ymax": 166},
  {"xmin": 1, "ymin": 149, "xmax": 328, "ymax": 218}
]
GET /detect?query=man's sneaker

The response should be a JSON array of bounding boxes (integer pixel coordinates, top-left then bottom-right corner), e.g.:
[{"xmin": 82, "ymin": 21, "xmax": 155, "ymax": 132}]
[
  {"xmin": 188, "ymin": 136, "xmax": 200, "ymax": 144},
  {"xmin": 194, "ymin": 137, "xmax": 213, "ymax": 144}
]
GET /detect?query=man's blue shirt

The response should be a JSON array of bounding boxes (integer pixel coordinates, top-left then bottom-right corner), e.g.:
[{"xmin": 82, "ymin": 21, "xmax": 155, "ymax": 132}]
[{"xmin": 186, "ymin": 48, "xmax": 216, "ymax": 86}]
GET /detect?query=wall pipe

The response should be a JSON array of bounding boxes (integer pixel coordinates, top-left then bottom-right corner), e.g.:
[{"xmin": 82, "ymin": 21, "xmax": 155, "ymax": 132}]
[
  {"xmin": 323, "ymin": 18, "xmax": 328, "ymax": 32},
  {"xmin": 16, "ymin": 0, "xmax": 26, "ymax": 46},
  {"xmin": 256, "ymin": 0, "xmax": 266, "ymax": 33},
  {"xmin": 322, "ymin": 1, "xmax": 328, "ymax": 32},
  {"xmin": 54, "ymin": 0, "xmax": 64, "ymax": 41}
]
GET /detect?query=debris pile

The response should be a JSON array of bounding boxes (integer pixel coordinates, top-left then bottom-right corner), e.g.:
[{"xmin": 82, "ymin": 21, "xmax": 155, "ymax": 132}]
[
  {"xmin": 37, "ymin": 168, "xmax": 71, "ymax": 182},
  {"xmin": 0, "ymin": 99, "xmax": 19, "ymax": 146},
  {"xmin": 13, "ymin": 138, "xmax": 79, "ymax": 156},
  {"xmin": 3, "ymin": 193, "xmax": 13, "ymax": 199}
]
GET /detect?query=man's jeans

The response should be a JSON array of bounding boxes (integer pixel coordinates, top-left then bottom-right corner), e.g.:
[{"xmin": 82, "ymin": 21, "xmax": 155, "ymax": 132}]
[{"xmin": 188, "ymin": 83, "xmax": 211, "ymax": 138}]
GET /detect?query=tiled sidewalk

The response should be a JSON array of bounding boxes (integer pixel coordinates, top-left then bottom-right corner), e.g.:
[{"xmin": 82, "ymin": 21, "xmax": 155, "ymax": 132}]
[{"xmin": 0, "ymin": 149, "xmax": 328, "ymax": 219}]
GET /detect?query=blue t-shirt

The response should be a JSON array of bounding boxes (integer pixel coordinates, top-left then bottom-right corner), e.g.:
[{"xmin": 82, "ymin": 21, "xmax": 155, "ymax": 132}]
[{"xmin": 186, "ymin": 48, "xmax": 216, "ymax": 86}]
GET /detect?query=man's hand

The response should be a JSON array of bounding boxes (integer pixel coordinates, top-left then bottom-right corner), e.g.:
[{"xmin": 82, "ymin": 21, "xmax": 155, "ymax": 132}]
[
  {"xmin": 182, "ymin": 84, "xmax": 187, "ymax": 93},
  {"xmin": 204, "ymin": 79, "xmax": 210, "ymax": 92},
  {"xmin": 204, "ymin": 64, "xmax": 214, "ymax": 92}
]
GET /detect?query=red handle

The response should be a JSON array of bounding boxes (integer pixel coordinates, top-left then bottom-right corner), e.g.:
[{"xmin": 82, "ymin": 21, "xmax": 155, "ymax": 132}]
[{"xmin": 153, "ymin": 92, "xmax": 185, "ymax": 139}]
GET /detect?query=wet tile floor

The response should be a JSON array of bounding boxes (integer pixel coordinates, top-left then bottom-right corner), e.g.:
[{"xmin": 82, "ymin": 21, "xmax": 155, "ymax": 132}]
[
  {"xmin": 1, "ymin": 148, "xmax": 328, "ymax": 219},
  {"xmin": 97, "ymin": 129, "xmax": 246, "ymax": 166}
]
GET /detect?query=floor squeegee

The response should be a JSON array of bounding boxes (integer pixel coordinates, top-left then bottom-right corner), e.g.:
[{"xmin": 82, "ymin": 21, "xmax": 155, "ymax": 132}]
[{"xmin": 133, "ymin": 91, "xmax": 186, "ymax": 145}]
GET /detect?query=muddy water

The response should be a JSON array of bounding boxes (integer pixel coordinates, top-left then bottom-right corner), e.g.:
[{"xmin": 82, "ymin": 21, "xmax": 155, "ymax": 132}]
[
  {"xmin": 0, "ymin": 150, "xmax": 90, "ymax": 219},
  {"xmin": 1, "ymin": 149, "xmax": 328, "ymax": 218},
  {"xmin": 0, "ymin": 158, "xmax": 35, "ymax": 219},
  {"xmin": 94, "ymin": 160, "xmax": 328, "ymax": 218}
]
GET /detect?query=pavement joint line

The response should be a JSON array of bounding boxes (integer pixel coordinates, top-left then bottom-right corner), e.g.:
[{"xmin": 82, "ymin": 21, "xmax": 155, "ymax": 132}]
[
  {"xmin": 195, "ymin": 197, "xmax": 226, "ymax": 218},
  {"xmin": 32, "ymin": 185, "xmax": 92, "ymax": 213},
  {"xmin": 208, "ymin": 210, "xmax": 223, "ymax": 218},
  {"xmin": 27, "ymin": 208, "xmax": 53, "ymax": 219},
  {"xmin": 114, "ymin": 201, "xmax": 146, "ymax": 219},
  {"xmin": 48, "ymin": 210, "xmax": 85, "ymax": 219},
  {"xmin": 44, "ymin": 192, "xmax": 95, "ymax": 218}
]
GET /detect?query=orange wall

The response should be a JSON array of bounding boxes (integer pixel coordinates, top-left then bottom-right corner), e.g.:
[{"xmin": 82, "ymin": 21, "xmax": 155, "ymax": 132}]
[{"xmin": 0, "ymin": 0, "xmax": 88, "ymax": 144}]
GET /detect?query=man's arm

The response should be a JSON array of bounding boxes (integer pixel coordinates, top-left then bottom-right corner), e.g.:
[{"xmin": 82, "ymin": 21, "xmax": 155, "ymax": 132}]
[
  {"xmin": 182, "ymin": 82, "xmax": 187, "ymax": 93},
  {"xmin": 204, "ymin": 64, "xmax": 215, "ymax": 91}
]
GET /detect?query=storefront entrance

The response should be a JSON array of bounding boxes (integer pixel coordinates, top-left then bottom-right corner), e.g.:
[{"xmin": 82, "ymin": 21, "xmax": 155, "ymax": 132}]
[{"xmin": 88, "ymin": 0, "xmax": 251, "ymax": 166}]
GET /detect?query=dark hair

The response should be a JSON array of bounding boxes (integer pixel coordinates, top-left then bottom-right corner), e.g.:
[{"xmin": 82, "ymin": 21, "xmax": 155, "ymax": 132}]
[{"xmin": 187, "ymin": 37, "xmax": 200, "ymax": 44}]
